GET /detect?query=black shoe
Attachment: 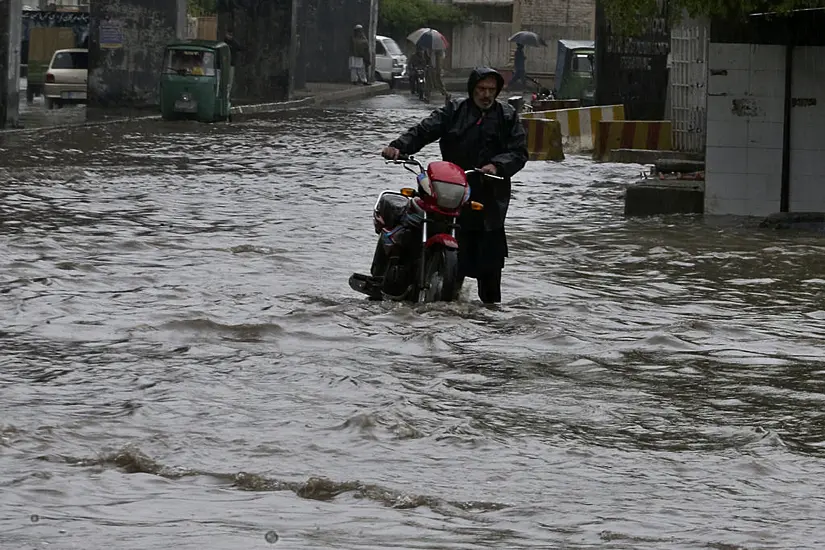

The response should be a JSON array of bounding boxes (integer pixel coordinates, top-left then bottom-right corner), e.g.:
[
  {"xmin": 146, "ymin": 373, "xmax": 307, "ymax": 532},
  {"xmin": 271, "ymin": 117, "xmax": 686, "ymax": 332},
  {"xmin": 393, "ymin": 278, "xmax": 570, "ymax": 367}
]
[{"xmin": 349, "ymin": 273, "xmax": 383, "ymax": 300}]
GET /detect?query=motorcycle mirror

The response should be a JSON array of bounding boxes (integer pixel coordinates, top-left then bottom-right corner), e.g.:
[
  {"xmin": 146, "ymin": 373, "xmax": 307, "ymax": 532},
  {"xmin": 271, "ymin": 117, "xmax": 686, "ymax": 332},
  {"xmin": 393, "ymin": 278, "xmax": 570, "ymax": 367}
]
[
  {"xmin": 470, "ymin": 201, "xmax": 484, "ymax": 211},
  {"xmin": 400, "ymin": 187, "xmax": 416, "ymax": 197}
]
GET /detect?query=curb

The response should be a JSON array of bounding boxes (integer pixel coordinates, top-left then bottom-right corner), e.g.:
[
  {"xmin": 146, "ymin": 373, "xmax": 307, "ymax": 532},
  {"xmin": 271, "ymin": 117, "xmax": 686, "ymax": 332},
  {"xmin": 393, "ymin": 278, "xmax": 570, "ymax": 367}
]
[
  {"xmin": 0, "ymin": 82, "xmax": 390, "ymax": 136},
  {"xmin": 230, "ymin": 82, "xmax": 390, "ymax": 117},
  {"xmin": 624, "ymin": 179, "xmax": 705, "ymax": 217}
]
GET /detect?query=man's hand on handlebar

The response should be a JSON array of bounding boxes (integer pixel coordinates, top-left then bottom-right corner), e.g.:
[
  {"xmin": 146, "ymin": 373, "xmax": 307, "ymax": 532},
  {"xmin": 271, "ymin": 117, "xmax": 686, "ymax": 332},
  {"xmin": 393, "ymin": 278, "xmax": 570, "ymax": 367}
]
[
  {"xmin": 480, "ymin": 164, "xmax": 498, "ymax": 176},
  {"xmin": 382, "ymin": 147, "xmax": 401, "ymax": 161}
]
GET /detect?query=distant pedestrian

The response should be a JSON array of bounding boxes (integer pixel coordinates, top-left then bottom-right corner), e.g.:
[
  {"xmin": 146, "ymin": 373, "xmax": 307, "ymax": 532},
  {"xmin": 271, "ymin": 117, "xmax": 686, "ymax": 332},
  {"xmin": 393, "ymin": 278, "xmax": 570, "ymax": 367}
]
[
  {"xmin": 508, "ymin": 44, "xmax": 527, "ymax": 89},
  {"xmin": 408, "ymin": 46, "xmax": 428, "ymax": 94},
  {"xmin": 350, "ymin": 24, "xmax": 369, "ymax": 85},
  {"xmin": 430, "ymin": 49, "xmax": 450, "ymax": 100},
  {"xmin": 223, "ymin": 28, "xmax": 245, "ymax": 100}
]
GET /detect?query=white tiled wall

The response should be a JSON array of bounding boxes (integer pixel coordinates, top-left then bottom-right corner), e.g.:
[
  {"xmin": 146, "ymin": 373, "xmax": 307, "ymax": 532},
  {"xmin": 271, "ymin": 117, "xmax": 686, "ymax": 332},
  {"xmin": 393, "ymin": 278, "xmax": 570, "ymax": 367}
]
[
  {"xmin": 705, "ymin": 43, "xmax": 786, "ymax": 216},
  {"xmin": 789, "ymin": 46, "xmax": 825, "ymax": 211}
]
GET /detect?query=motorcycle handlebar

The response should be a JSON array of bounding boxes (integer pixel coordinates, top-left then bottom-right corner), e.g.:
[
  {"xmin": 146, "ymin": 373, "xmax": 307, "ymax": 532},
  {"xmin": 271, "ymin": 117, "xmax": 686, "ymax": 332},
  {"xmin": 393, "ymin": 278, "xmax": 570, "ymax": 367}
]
[
  {"xmin": 382, "ymin": 153, "xmax": 505, "ymax": 181},
  {"xmin": 464, "ymin": 168, "xmax": 504, "ymax": 181}
]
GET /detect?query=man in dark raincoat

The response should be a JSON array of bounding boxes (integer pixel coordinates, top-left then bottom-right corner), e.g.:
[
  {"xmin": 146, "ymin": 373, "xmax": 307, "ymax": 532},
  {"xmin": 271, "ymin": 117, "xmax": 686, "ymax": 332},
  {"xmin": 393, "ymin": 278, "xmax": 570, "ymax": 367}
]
[{"xmin": 382, "ymin": 67, "xmax": 528, "ymax": 303}]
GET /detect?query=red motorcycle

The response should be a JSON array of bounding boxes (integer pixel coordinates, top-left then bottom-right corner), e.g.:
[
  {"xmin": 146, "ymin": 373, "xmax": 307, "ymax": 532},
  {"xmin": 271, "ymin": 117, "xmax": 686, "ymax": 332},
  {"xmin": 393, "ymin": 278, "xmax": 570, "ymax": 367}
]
[{"xmin": 349, "ymin": 155, "xmax": 502, "ymax": 303}]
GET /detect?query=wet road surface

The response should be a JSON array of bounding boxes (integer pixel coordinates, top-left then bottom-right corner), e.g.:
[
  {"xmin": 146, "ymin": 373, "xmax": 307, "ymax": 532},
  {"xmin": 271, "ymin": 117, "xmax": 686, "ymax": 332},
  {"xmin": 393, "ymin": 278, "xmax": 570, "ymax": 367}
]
[
  {"xmin": 3, "ymin": 93, "xmax": 825, "ymax": 549},
  {"xmin": 16, "ymin": 78, "xmax": 87, "ymax": 130}
]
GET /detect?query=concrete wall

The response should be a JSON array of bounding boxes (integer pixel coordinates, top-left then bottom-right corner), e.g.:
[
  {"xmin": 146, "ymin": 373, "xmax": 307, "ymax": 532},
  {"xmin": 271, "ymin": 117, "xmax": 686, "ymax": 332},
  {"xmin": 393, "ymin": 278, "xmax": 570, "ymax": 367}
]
[
  {"xmin": 218, "ymin": 0, "xmax": 297, "ymax": 102},
  {"xmin": 704, "ymin": 43, "xmax": 786, "ymax": 216},
  {"xmin": 87, "ymin": 0, "xmax": 185, "ymax": 119},
  {"xmin": 704, "ymin": 42, "xmax": 825, "ymax": 215},
  {"xmin": 514, "ymin": 0, "xmax": 593, "ymax": 73},
  {"xmin": 294, "ymin": 0, "xmax": 375, "ymax": 89},
  {"xmin": 451, "ymin": 22, "xmax": 511, "ymax": 69},
  {"xmin": 787, "ymin": 46, "xmax": 825, "ymax": 212},
  {"xmin": 0, "ymin": 0, "xmax": 23, "ymax": 129}
]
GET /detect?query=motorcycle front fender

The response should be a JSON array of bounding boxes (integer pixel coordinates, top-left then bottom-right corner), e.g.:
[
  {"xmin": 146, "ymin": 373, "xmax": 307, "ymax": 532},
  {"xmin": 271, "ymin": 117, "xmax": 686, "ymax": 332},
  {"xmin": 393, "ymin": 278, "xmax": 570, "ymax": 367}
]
[{"xmin": 425, "ymin": 234, "xmax": 458, "ymax": 249}]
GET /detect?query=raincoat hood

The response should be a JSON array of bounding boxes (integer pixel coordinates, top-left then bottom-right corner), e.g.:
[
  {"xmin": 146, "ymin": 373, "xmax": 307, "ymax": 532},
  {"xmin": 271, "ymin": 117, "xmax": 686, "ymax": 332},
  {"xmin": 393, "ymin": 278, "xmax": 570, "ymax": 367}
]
[{"xmin": 467, "ymin": 67, "xmax": 505, "ymax": 98}]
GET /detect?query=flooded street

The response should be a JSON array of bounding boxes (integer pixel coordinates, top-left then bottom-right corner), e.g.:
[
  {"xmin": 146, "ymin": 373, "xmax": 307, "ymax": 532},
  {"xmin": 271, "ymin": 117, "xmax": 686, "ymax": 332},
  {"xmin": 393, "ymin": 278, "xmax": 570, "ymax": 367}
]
[
  {"xmin": 15, "ymin": 78, "xmax": 87, "ymax": 130},
  {"xmin": 4, "ymin": 93, "xmax": 825, "ymax": 549}
]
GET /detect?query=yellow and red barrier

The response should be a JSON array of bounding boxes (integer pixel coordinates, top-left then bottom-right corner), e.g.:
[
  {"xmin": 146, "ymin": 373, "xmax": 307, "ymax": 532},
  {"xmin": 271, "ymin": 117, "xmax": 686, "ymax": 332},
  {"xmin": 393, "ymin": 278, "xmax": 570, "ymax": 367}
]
[
  {"xmin": 531, "ymin": 99, "xmax": 580, "ymax": 111},
  {"xmin": 594, "ymin": 120, "xmax": 673, "ymax": 161},
  {"xmin": 521, "ymin": 118, "xmax": 564, "ymax": 162},
  {"xmin": 523, "ymin": 105, "xmax": 625, "ymax": 152}
]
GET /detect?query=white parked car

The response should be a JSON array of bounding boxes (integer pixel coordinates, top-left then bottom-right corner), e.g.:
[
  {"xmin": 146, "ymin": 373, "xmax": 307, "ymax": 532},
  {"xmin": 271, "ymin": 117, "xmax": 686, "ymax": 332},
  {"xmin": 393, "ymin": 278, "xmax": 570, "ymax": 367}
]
[
  {"xmin": 374, "ymin": 35, "xmax": 406, "ymax": 87},
  {"xmin": 43, "ymin": 48, "xmax": 88, "ymax": 109}
]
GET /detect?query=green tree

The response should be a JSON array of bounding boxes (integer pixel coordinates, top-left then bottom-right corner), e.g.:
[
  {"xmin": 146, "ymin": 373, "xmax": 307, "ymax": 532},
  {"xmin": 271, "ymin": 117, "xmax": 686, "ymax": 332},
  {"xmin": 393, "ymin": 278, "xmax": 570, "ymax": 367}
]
[
  {"xmin": 379, "ymin": 0, "xmax": 465, "ymax": 42},
  {"xmin": 603, "ymin": 0, "xmax": 825, "ymax": 34},
  {"xmin": 188, "ymin": 0, "xmax": 217, "ymax": 16}
]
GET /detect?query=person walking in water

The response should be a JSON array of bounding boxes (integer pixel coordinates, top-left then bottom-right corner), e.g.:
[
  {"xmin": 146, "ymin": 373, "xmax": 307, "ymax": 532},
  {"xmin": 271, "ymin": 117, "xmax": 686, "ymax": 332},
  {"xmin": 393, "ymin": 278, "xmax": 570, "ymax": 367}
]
[
  {"xmin": 381, "ymin": 68, "xmax": 528, "ymax": 303},
  {"xmin": 430, "ymin": 49, "xmax": 451, "ymax": 100},
  {"xmin": 508, "ymin": 44, "xmax": 527, "ymax": 90},
  {"xmin": 349, "ymin": 25, "xmax": 369, "ymax": 85},
  {"xmin": 223, "ymin": 27, "xmax": 244, "ymax": 101}
]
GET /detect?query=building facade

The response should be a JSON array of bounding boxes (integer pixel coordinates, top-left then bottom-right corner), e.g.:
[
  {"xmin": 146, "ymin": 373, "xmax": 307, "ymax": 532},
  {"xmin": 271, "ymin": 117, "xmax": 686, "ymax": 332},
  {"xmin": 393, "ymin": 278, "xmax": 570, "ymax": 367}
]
[{"xmin": 448, "ymin": 0, "xmax": 594, "ymax": 73}]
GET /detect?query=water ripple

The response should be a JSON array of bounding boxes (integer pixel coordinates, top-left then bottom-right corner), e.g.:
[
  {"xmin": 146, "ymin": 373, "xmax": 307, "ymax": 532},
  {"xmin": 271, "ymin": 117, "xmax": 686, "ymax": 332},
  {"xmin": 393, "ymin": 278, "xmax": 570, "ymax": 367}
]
[{"xmin": 3, "ymin": 94, "xmax": 825, "ymax": 549}]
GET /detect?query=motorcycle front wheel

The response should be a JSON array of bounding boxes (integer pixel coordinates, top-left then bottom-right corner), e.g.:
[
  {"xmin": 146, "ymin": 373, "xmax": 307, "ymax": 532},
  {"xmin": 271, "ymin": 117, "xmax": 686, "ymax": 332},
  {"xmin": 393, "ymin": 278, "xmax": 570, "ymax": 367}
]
[{"xmin": 418, "ymin": 246, "xmax": 459, "ymax": 303}]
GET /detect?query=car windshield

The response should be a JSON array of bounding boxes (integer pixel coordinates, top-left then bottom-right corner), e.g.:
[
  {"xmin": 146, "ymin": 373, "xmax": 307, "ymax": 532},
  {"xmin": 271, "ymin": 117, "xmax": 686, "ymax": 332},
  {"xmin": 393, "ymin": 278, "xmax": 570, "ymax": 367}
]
[
  {"xmin": 51, "ymin": 51, "xmax": 87, "ymax": 70},
  {"xmin": 382, "ymin": 39, "xmax": 402, "ymax": 56},
  {"xmin": 165, "ymin": 49, "xmax": 216, "ymax": 76},
  {"xmin": 573, "ymin": 53, "xmax": 593, "ymax": 73}
]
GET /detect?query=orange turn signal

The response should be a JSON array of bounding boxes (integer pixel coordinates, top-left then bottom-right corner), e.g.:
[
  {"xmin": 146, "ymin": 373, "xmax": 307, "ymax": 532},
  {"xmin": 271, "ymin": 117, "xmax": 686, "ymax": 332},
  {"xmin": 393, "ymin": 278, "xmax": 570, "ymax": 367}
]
[
  {"xmin": 470, "ymin": 201, "xmax": 484, "ymax": 211},
  {"xmin": 400, "ymin": 187, "xmax": 415, "ymax": 197}
]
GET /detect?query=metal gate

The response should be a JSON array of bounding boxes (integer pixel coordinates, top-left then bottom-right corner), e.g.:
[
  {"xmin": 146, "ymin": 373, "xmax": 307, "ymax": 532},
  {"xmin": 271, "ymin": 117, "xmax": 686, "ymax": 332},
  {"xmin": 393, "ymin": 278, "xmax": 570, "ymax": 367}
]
[
  {"xmin": 669, "ymin": 15, "xmax": 708, "ymax": 153},
  {"xmin": 594, "ymin": 0, "xmax": 670, "ymax": 120}
]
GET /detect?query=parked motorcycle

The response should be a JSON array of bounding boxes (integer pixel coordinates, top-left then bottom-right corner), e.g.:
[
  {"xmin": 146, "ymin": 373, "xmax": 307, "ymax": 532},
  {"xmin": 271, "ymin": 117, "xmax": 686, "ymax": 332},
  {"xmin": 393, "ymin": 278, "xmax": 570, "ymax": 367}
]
[{"xmin": 349, "ymin": 155, "xmax": 503, "ymax": 303}]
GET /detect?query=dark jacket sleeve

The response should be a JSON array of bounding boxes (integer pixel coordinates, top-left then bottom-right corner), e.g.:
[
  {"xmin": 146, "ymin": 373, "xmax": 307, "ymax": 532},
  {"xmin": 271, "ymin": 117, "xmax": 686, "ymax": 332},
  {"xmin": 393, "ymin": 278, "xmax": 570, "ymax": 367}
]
[
  {"xmin": 389, "ymin": 103, "xmax": 453, "ymax": 155},
  {"xmin": 490, "ymin": 110, "xmax": 528, "ymax": 179}
]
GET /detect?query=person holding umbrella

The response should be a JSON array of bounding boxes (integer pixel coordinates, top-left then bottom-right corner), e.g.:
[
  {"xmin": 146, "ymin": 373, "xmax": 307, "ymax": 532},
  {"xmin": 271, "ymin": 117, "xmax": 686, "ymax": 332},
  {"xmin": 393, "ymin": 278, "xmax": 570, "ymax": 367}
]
[
  {"xmin": 407, "ymin": 28, "xmax": 451, "ymax": 100},
  {"xmin": 506, "ymin": 31, "xmax": 546, "ymax": 90},
  {"xmin": 508, "ymin": 44, "xmax": 527, "ymax": 90},
  {"xmin": 430, "ymin": 49, "xmax": 450, "ymax": 100}
]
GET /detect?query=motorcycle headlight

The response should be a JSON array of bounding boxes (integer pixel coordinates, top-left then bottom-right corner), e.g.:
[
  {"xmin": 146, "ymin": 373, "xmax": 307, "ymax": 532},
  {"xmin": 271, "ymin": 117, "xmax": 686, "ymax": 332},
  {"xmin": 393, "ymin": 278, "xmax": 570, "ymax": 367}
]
[{"xmin": 431, "ymin": 180, "xmax": 467, "ymax": 210}]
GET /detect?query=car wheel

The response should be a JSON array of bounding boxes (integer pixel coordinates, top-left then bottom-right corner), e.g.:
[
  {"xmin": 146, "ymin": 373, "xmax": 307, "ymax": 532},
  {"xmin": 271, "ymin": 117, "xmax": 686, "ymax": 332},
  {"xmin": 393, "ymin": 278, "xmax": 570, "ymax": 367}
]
[
  {"xmin": 374, "ymin": 71, "xmax": 383, "ymax": 82},
  {"xmin": 45, "ymin": 98, "xmax": 53, "ymax": 110}
]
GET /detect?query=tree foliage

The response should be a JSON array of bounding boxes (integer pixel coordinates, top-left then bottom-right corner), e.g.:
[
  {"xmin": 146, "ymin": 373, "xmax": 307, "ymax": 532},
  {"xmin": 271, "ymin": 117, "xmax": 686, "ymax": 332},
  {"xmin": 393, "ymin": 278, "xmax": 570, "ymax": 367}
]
[
  {"xmin": 188, "ymin": 0, "xmax": 217, "ymax": 16},
  {"xmin": 188, "ymin": 0, "xmax": 464, "ymax": 43},
  {"xmin": 378, "ymin": 0, "xmax": 465, "ymax": 42},
  {"xmin": 603, "ymin": 0, "xmax": 825, "ymax": 34}
]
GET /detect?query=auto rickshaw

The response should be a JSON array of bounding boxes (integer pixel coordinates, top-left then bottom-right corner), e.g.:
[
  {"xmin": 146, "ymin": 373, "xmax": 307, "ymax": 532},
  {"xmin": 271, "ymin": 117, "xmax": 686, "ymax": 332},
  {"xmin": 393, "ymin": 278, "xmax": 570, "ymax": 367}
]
[
  {"xmin": 160, "ymin": 40, "xmax": 232, "ymax": 122},
  {"xmin": 554, "ymin": 39, "xmax": 595, "ymax": 106}
]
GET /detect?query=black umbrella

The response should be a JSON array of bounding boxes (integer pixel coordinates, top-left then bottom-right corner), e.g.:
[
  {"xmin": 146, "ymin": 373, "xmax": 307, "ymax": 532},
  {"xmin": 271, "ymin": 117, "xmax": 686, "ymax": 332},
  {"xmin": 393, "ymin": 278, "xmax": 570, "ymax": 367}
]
[{"xmin": 508, "ymin": 31, "xmax": 548, "ymax": 47}]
